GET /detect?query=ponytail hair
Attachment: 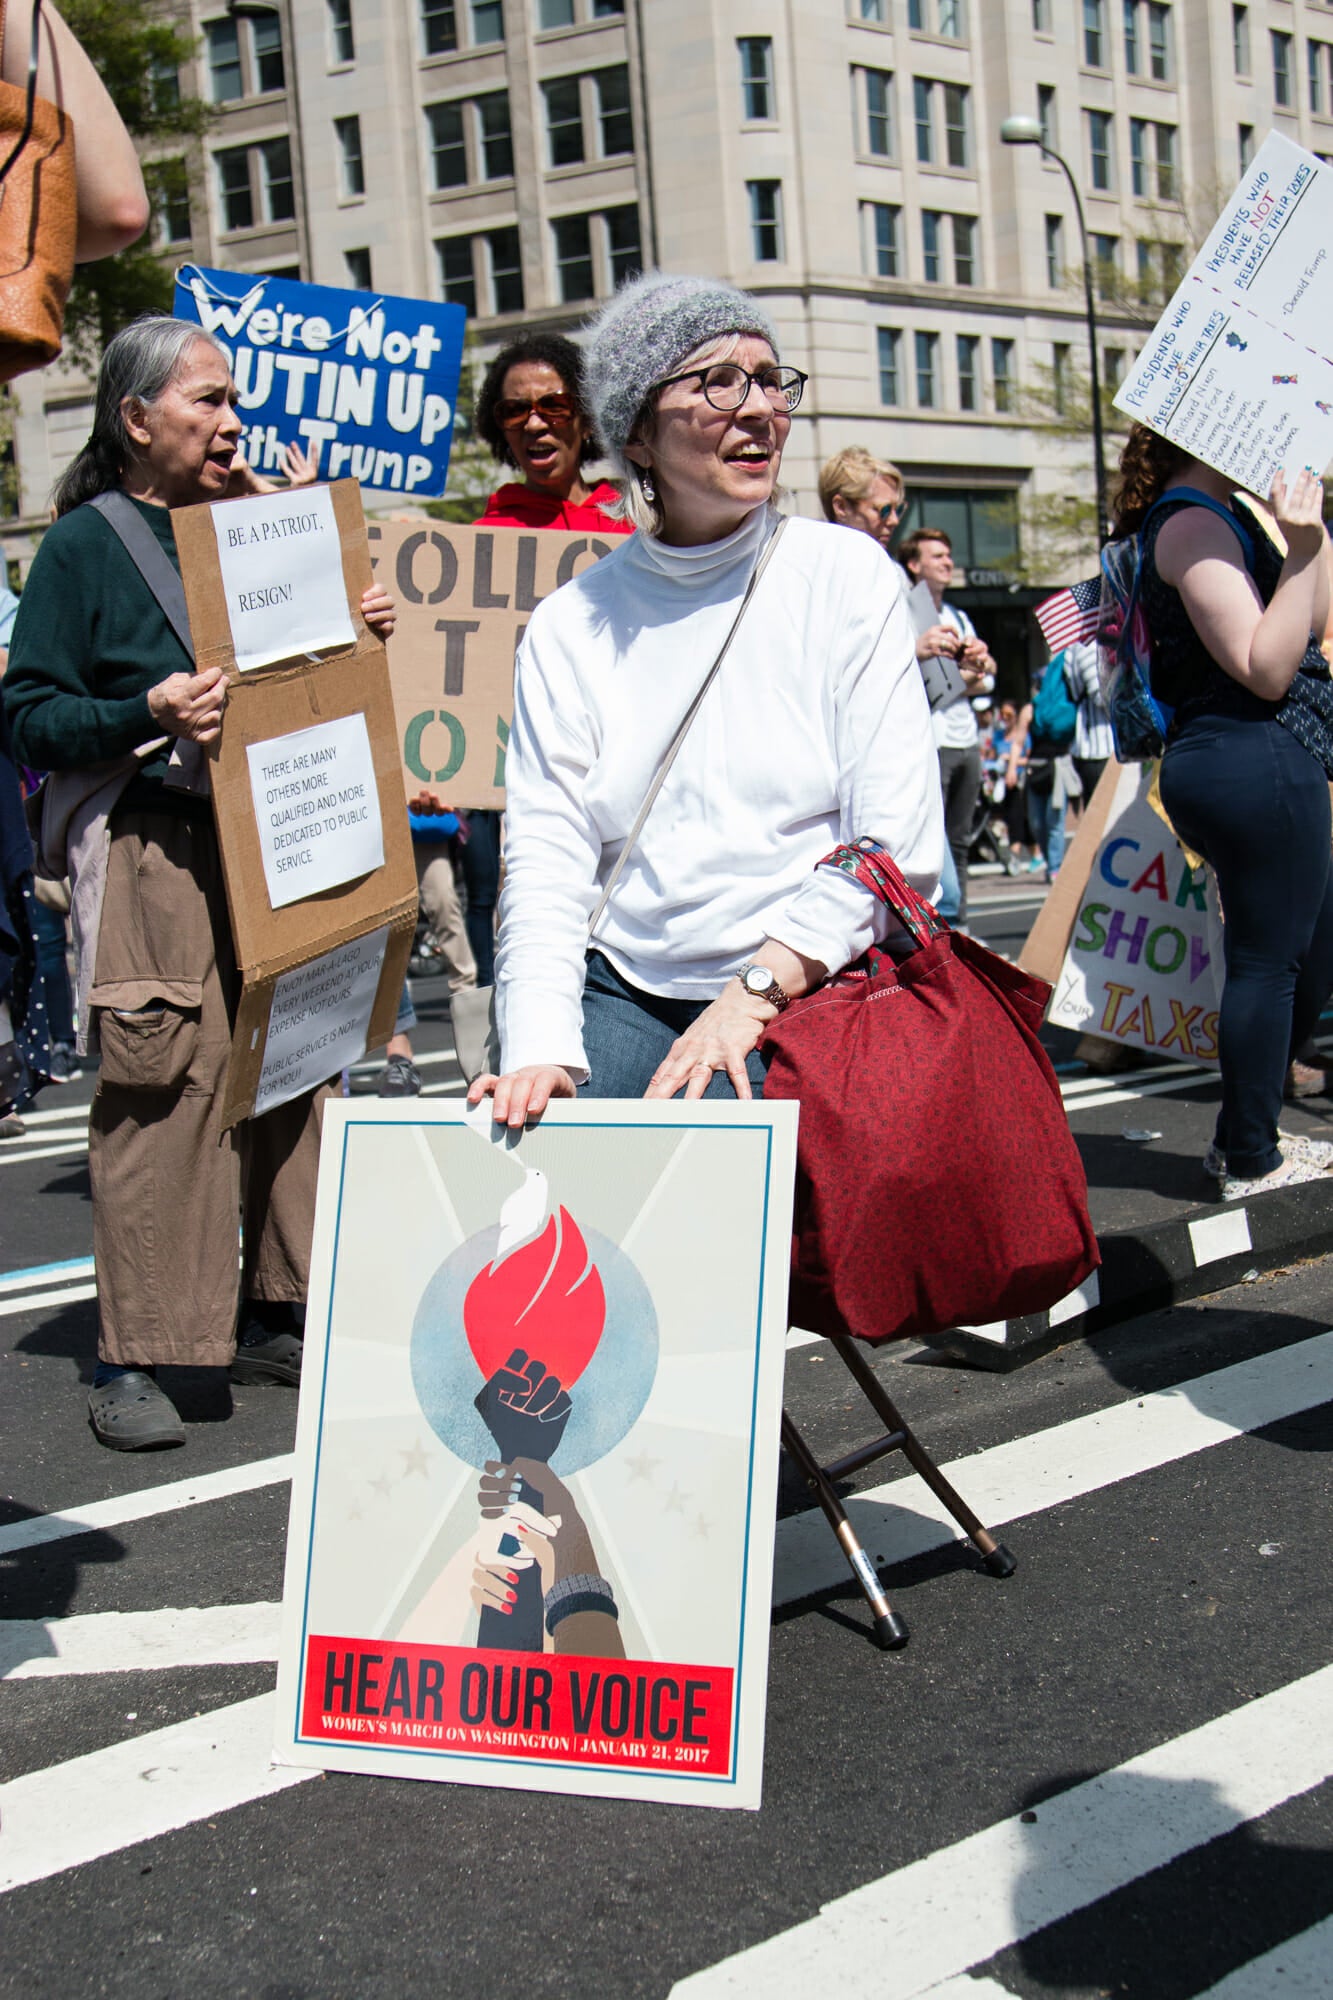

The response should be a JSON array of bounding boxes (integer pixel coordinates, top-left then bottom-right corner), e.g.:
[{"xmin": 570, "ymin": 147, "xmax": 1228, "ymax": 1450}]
[
  {"xmin": 1110, "ymin": 422, "xmax": 1192, "ymax": 539},
  {"xmin": 52, "ymin": 314, "xmax": 230, "ymax": 517}
]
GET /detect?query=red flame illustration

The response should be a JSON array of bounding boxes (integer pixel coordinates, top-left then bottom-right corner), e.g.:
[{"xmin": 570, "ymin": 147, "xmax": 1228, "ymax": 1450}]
[{"xmin": 464, "ymin": 1206, "xmax": 606, "ymax": 1387}]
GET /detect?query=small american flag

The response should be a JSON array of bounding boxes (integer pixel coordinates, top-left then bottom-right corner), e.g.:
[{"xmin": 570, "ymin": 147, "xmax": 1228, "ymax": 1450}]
[{"xmin": 1034, "ymin": 575, "xmax": 1105, "ymax": 656}]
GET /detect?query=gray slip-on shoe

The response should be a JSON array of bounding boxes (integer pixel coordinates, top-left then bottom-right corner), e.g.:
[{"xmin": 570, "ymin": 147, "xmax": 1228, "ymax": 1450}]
[
  {"xmin": 88, "ymin": 1372, "xmax": 186, "ymax": 1451},
  {"xmin": 229, "ymin": 1332, "xmax": 303, "ymax": 1387}
]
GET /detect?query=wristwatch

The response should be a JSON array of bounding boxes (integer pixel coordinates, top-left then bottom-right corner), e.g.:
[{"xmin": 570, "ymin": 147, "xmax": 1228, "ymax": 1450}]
[{"xmin": 736, "ymin": 962, "xmax": 792, "ymax": 1011}]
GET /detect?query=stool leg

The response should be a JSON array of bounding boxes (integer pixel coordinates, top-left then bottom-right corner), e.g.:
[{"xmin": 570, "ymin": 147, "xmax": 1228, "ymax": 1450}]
[
  {"xmin": 827, "ymin": 1336, "xmax": 1018, "ymax": 1579},
  {"xmin": 781, "ymin": 1411, "xmax": 909, "ymax": 1650}
]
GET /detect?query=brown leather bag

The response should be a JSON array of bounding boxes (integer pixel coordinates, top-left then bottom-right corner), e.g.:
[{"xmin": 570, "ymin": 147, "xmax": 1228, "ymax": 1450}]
[{"xmin": 0, "ymin": 0, "xmax": 76, "ymax": 381}]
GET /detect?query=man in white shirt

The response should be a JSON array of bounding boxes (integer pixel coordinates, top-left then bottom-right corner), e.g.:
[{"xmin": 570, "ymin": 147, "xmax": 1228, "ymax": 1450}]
[{"xmin": 900, "ymin": 526, "xmax": 995, "ymax": 925}]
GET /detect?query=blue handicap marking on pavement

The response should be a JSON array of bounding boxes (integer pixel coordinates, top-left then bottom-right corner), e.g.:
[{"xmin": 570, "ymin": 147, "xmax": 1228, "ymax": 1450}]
[{"xmin": 174, "ymin": 265, "xmax": 467, "ymax": 501}]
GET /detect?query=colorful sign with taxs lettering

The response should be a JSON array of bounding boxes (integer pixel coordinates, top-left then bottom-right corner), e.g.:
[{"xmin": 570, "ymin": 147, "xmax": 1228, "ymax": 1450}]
[
  {"xmin": 174, "ymin": 265, "xmax": 466, "ymax": 499},
  {"xmin": 1046, "ymin": 763, "xmax": 1223, "ymax": 1064},
  {"xmin": 273, "ymin": 1098, "xmax": 798, "ymax": 1809}
]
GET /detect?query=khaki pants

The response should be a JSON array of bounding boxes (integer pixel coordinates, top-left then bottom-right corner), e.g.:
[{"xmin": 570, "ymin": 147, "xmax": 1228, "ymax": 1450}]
[
  {"xmin": 415, "ymin": 844, "xmax": 477, "ymax": 994},
  {"xmin": 88, "ymin": 810, "xmax": 330, "ymax": 1368}
]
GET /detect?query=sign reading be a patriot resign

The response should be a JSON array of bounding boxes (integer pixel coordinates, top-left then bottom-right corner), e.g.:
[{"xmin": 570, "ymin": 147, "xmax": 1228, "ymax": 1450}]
[{"xmin": 174, "ymin": 266, "xmax": 466, "ymax": 500}]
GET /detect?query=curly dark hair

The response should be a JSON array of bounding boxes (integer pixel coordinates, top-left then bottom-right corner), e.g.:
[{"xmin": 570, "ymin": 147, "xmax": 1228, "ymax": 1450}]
[
  {"xmin": 474, "ymin": 332, "xmax": 601, "ymax": 468},
  {"xmin": 1110, "ymin": 422, "xmax": 1192, "ymax": 538}
]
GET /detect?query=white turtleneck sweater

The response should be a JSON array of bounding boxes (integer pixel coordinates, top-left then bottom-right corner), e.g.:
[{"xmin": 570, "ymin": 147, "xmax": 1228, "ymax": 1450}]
[{"xmin": 495, "ymin": 506, "xmax": 944, "ymax": 1078}]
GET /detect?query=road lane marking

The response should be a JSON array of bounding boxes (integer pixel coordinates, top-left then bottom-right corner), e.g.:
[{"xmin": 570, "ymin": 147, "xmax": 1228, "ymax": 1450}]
[
  {"xmin": 0, "ymin": 1602, "xmax": 281, "ymax": 1679},
  {"xmin": 0, "ymin": 1142, "xmax": 91, "ymax": 1168},
  {"xmin": 671, "ymin": 1664, "xmax": 1333, "ymax": 1998},
  {"xmin": 0, "ymin": 1257, "xmax": 95, "ymax": 1294},
  {"xmin": 0, "ymin": 1692, "xmax": 313, "ymax": 1894},
  {"xmin": 0, "ymin": 1283, "xmax": 97, "ymax": 1321},
  {"xmin": 0, "ymin": 1454, "xmax": 295, "ymax": 1558},
  {"xmin": 1192, "ymin": 1915, "xmax": 1333, "ymax": 1997},
  {"xmin": 773, "ymin": 1329, "xmax": 1333, "ymax": 1606}
]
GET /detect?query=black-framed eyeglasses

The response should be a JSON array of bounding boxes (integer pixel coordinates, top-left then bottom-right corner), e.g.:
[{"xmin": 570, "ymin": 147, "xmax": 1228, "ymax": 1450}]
[{"xmin": 652, "ymin": 363, "xmax": 808, "ymax": 414}]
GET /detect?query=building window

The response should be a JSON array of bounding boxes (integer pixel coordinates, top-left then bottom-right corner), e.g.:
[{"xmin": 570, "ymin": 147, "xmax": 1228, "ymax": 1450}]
[
  {"xmin": 863, "ymin": 67, "xmax": 893, "ymax": 155},
  {"xmin": 592, "ymin": 1, "xmax": 624, "ymax": 14},
  {"xmin": 1148, "ymin": 3, "xmax": 1171, "ymax": 81},
  {"xmin": 1123, "ymin": 0, "xmax": 1140, "ymax": 73},
  {"xmin": 345, "ymin": 246, "xmax": 372, "ymax": 288},
  {"xmin": 739, "ymin": 37, "xmax": 773, "ymax": 121},
  {"xmin": 747, "ymin": 180, "xmax": 784, "ymax": 261},
  {"xmin": 1310, "ymin": 41, "xmax": 1328, "ymax": 115},
  {"xmin": 422, "ymin": 0, "xmax": 457, "ymax": 55},
  {"xmin": 1232, "ymin": 5, "xmax": 1249, "ymax": 77},
  {"xmin": 877, "ymin": 326, "xmax": 901, "ymax": 404},
  {"xmin": 1273, "ymin": 30, "xmax": 1292, "ymax": 107},
  {"xmin": 1238, "ymin": 122, "xmax": 1255, "ymax": 173},
  {"xmin": 150, "ymin": 158, "xmax": 192, "ymax": 245},
  {"xmin": 915, "ymin": 330, "xmax": 939, "ymax": 409},
  {"xmin": 605, "ymin": 204, "xmax": 642, "ymax": 286},
  {"xmin": 538, "ymin": 0, "xmax": 575, "ymax": 24},
  {"xmin": 1130, "ymin": 116, "xmax": 1146, "ymax": 196},
  {"xmin": 858, "ymin": 0, "xmax": 887, "ymax": 20},
  {"xmin": 908, "ymin": 0, "xmax": 924, "ymax": 25},
  {"xmin": 953, "ymin": 213, "xmax": 977, "ymax": 285},
  {"xmin": 1045, "ymin": 212, "xmax": 1063, "ymax": 287},
  {"xmin": 335, "ymin": 117, "xmax": 364, "ymax": 197},
  {"xmin": 329, "ymin": 0, "xmax": 355, "ymax": 64},
  {"xmin": 863, "ymin": 200, "xmax": 900, "ymax": 276},
  {"xmin": 1083, "ymin": 0, "xmax": 1105, "ymax": 68},
  {"xmin": 552, "ymin": 213, "xmax": 594, "ymax": 301},
  {"xmin": 943, "ymin": 83, "xmax": 969, "ymax": 167},
  {"xmin": 478, "ymin": 92, "xmax": 514, "ymax": 178},
  {"xmin": 1037, "ymin": 83, "xmax": 1056, "ymax": 150},
  {"xmin": 991, "ymin": 337, "xmax": 1013, "ymax": 412},
  {"xmin": 596, "ymin": 67, "xmax": 633, "ymax": 154},
  {"xmin": 1104, "ymin": 344, "xmax": 1124, "ymax": 386},
  {"xmin": 937, "ymin": 0, "xmax": 963, "ymax": 38},
  {"xmin": 1154, "ymin": 121, "xmax": 1177, "ymax": 199},
  {"xmin": 1088, "ymin": 109, "xmax": 1112, "ymax": 190},
  {"xmin": 488, "ymin": 227, "xmax": 524, "ymax": 312},
  {"xmin": 149, "ymin": 53, "xmax": 181, "ymax": 113},
  {"xmin": 957, "ymin": 333, "xmax": 979, "ymax": 412},
  {"xmin": 913, "ymin": 76, "xmax": 933, "ymax": 162},
  {"xmin": 544, "ymin": 77, "xmax": 584, "ymax": 166},
  {"xmin": 471, "ymin": 0, "xmax": 504, "ymax": 45},
  {"xmin": 206, "ymin": 19, "xmax": 243, "ymax": 103},
  {"xmin": 1093, "ymin": 232, "xmax": 1118, "ymax": 297},
  {"xmin": 922, "ymin": 209, "xmax": 941, "ymax": 282},
  {"xmin": 261, "ymin": 138, "xmax": 295, "ymax": 222},
  {"xmin": 215, "ymin": 147, "xmax": 253, "ymax": 230},
  {"xmin": 1032, "ymin": 0, "xmax": 1050, "ymax": 29},
  {"xmin": 1052, "ymin": 343, "xmax": 1071, "ymax": 417},
  {"xmin": 438, "ymin": 235, "xmax": 476, "ymax": 312},
  {"xmin": 426, "ymin": 102, "xmax": 467, "ymax": 187},
  {"xmin": 1136, "ymin": 235, "xmax": 1154, "ymax": 284},
  {"xmin": 252, "ymin": 13, "xmax": 285, "ymax": 92}
]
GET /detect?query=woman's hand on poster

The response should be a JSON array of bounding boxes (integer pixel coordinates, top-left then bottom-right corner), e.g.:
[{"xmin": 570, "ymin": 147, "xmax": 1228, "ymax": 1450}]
[
  {"xmin": 1271, "ymin": 467, "xmax": 1327, "ymax": 562},
  {"xmin": 360, "ymin": 584, "xmax": 397, "ymax": 642},
  {"xmin": 469, "ymin": 1064, "xmax": 579, "ymax": 1128},
  {"xmin": 147, "ymin": 664, "xmax": 228, "ymax": 745},
  {"xmin": 644, "ymin": 985, "xmax": 767, "ymax": 1101}
]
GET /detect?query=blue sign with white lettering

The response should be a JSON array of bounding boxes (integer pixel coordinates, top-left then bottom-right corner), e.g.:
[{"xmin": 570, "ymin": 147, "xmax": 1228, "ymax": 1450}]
[{"xmin": 173, "ymin": 264, "xmax": 467, "ymax": 500}]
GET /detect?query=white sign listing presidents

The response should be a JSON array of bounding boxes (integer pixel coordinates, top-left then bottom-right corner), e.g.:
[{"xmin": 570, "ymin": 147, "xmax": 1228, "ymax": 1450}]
[
  {"xmin": 213, "ymin": 484, "xmax": 356, "ymax": 673},
  {"xmin": 254, "ymin": 927, "xmax": 389, "ymax": 1116}
]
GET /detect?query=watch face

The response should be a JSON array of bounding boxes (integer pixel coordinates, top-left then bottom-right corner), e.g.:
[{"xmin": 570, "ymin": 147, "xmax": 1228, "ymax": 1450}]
[{"xmin": 744, "ymin": 967, "xmax": 772, "ymax": 996}]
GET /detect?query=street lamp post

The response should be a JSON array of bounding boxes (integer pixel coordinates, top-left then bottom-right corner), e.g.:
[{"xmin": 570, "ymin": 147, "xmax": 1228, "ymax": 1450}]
[{"xmin": 1000, "ymin": 114, "xmax": 1110, "ymax": 548}]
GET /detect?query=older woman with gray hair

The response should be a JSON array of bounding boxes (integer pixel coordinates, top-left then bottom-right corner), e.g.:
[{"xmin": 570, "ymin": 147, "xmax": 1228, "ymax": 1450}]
[
  {"xmin": 4, "ymin": 315, "xmax": 394, "ymax": 1448},
  {"xmin": 468, "ymin": 271, "xmax": 942, "ymax": 1128}
]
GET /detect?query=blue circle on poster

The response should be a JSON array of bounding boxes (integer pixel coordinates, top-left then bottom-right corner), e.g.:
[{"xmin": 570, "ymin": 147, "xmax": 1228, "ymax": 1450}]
[{"xmin": 410, "ymin": 1223, "xmax": 658, "ymax": 1475}]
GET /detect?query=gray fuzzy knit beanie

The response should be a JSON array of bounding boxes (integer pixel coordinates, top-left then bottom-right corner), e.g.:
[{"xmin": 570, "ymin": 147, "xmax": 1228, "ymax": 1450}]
[{"xmin": 584, "ymin": 271, "xmax": 779, "ymax": 474}]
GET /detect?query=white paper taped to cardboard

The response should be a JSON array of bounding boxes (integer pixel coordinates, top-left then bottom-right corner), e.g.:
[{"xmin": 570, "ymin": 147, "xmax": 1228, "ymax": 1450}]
[
  {"xmin": 213, "ymin": 485, "xmax": 355, "ymax": 673},
  {"xmin": 246, "ymin": 713, "xmax": 384, "ymax": 910},
  {"xmin": 254, "ymin": 926, "xmax": 388, "ymax": 1116}
]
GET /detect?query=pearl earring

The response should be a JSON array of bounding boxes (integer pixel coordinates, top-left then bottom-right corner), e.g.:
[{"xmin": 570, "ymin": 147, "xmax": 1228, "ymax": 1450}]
[{"xmin": 640, "ymin": 469, "xmax": 655, "ymax": 503}]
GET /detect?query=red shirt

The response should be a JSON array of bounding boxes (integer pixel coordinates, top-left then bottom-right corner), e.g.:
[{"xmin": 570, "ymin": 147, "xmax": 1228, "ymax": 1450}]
[{"xmin": 476, "ymin": 481, "xmax": 633, "ymax": 535}]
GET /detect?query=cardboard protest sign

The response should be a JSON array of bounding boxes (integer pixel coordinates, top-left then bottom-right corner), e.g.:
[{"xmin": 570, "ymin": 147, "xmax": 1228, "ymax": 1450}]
[
  {"xmin": 174, "ymin": 266, "xmax": 466, "ymax": 500},
  {"xmin": 1026, "ymin": 763, "xmax": 1222, "ymax": 1066},
  {"xmin": 173, "ymin": 479, "xmax": 418, "ymax": 1125},
  {"xmin": 367, "ymin": 520, "xmax": 620, "ymax": 808},
  {"xmin": 1114, "ymin": 132, "xmax": 1333, "ymax": 493},
  {"xmin": 273, "ymin": 1098, "xmax": 798, "ymax": 1810}
]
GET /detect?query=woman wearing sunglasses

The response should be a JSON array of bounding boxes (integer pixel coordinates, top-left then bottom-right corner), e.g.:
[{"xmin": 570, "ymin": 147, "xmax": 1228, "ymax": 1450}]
[
  {"xmin": 475, "ymin": 331, "xmax": 635, "ymax": 536},
  {"xmin": 467, "ymin": 272, "xmax": 941, "ymax": 1125}
]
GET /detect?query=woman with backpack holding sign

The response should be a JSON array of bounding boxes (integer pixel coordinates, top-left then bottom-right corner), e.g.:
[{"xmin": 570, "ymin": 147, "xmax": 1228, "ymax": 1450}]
[{"xmin": 1111, "ymin": 422, "xmax": 1333, "ymax": 1201}]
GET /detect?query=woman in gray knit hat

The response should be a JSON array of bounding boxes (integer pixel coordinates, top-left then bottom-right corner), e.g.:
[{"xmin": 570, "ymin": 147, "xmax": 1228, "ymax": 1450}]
[{"xmin": 467, "ymin": 271, "xmax": 943, "ymax": 1124}]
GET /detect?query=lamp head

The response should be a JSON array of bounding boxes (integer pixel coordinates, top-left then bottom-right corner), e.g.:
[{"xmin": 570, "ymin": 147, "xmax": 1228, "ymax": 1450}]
[{"xmin": 1000, "ymin": 115, "xmax": 1044, "ymax": 146}]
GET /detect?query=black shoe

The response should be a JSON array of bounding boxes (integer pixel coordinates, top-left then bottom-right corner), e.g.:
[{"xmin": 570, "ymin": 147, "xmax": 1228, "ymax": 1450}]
[
  {"xmin": 48, "ymin": 1044, "xmax": 83, "ymax": 1084},
  {"xmin": 377, "ymin": 1055, "xmax": 422, "ymax": 1096},
  {"xmin": 230, "ymin": 1331, "xmax": 303, "ymax": 1386},
  {"xmin": 88, "ymin": 1371, "xmax": 186, "ymax": 1450}
]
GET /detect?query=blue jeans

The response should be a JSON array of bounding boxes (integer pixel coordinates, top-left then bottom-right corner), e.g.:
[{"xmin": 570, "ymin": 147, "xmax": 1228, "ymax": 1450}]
[
  {"xmin": 1025, "ymin": 781, "xmax": 1066, "ymax": 876},
  {"xmin": 935, "ymin": 842, "xmax": 961, "ymax": 922},
  {"xmin": 461, "ymin": 809, "xmax": 501, "ymax": 989},
  {"xmin": 1160, "ymin": 713, "xmax": 1333, "ymax": 1176},
  {"xmin": 578, "ymin": 951, "xmax": 767, "ymax": 1099},
  {"xmin": 31, "ymin": 898, "xmax": 75, "ymax": 1048}
]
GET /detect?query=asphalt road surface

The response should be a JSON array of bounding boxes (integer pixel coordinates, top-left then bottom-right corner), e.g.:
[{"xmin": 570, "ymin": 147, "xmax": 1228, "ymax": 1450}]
[{"xmin": 3, "ymin": 877, "xmax": 1330, "ymax": 1998}]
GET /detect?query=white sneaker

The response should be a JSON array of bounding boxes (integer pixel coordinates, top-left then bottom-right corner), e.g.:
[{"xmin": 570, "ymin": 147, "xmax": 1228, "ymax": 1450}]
[{"xmin": 1222, "ymin": 1149, "xmax": 1333, "ymax": 1201}]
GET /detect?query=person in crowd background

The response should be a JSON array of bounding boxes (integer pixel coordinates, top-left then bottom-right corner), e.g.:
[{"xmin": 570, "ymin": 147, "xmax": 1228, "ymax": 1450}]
[
  {"xmin": 465, "ymin": 271, "xmax": 941, "ymax": 1130},
  {"xmin": 900, "ymin": 526, "xmax": 995, "ymax": 928},
  {"xmin": 3, "ymin": 317, "xmax": 397, "ymax": 1449},
  {"xmin": 1063, "ymin": 636, "xmax": 1114, "ymax": 807},
  {"xmin": 1112, "ymin": 422, "xmax": 1333, "ymax": 1200}
]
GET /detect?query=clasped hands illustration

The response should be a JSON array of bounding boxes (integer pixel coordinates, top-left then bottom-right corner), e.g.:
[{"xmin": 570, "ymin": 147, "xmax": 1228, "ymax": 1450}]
[{"xmin": 470, "ymin": 1345, "xmax": 580, "ymax": 1619}]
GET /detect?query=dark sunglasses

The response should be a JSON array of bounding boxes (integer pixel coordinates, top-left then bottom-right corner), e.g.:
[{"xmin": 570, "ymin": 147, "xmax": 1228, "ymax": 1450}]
[
  {"xmin": 495, "ymin": 392, "xmax": 578, "ymax": 431},
  {"xmin": 878, "ymin": 498, "xmax": 905, "ymax": 523}
]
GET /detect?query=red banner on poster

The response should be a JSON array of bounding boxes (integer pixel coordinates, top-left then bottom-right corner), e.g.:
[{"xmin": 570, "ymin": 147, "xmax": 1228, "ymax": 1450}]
[{"xmin": 301, "ymin": 1635, "xmax": 735, "ymax": 1775}]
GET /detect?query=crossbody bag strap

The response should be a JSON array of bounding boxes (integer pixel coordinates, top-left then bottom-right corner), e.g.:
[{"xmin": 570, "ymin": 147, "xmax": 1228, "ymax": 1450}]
[
  {"xmin": 88, "ymin": 490, "xmax": 196, "ymax": 662},
  {"xmin": 588, "ymin": 513, "xmax": 789, "ymax": 938}
]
